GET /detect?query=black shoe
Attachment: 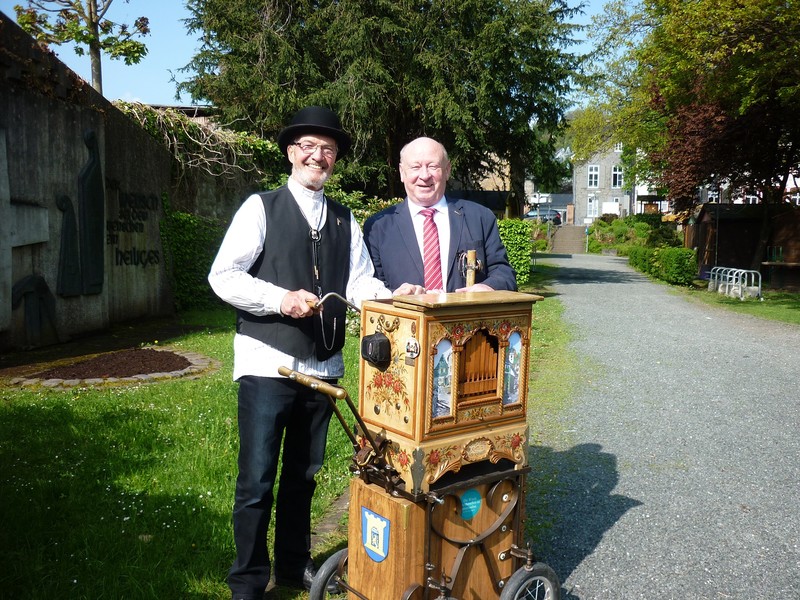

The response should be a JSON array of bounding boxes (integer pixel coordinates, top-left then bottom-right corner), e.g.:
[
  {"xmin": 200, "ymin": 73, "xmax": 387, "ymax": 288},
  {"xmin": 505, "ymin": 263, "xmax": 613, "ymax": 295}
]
[
  {"xmin": 275, "ymin": 562, "xmax": 317, "ymax": 591},
  {"xmin": 275, "ymin": 562, "xmax": 339, "ymax": 593}
]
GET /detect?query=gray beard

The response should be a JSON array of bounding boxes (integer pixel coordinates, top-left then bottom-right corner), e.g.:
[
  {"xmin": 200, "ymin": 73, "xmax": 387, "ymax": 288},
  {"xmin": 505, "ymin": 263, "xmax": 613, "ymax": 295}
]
[{"xmin": 292, "ymin": 168, "xmax": 330, "ymax": 191}]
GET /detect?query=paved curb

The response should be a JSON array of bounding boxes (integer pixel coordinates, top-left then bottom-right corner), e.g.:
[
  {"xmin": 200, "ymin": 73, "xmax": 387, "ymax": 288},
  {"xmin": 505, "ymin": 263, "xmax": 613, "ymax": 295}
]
[{"xmin": 312, "ymin": 491, "xmax": 350, "ymax": 551}]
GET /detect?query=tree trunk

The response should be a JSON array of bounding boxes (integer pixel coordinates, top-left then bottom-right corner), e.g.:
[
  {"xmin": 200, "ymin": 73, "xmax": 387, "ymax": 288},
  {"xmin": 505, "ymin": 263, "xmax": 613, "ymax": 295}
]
[
  {"xmin": 750, "ymin": 171, "xmax": 789, "ymax": 271},
  {"xmin": 87, "ymin": 0, "xmax": 103, "ymax": 94},
  {"xmin": 508, "ymin": 153, "xmax": 526, "ymax": 218},
  {"xmin": 750, "ymin": 202, "xmax": 771, "ymax": 271},
  {"xmin": 89, "ymin": 45, "xmax": 103, "ymax": 94}
]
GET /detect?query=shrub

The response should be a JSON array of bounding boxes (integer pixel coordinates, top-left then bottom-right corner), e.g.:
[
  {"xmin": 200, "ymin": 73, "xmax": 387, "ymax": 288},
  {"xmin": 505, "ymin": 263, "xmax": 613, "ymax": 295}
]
[
  {"xmin": 653, "ymin": 247, "xmax": 698, "ymax": 285},
  {"xmin": 498, "ymin": 219, "xmax": 534, "ymax": 288},
  {"xmin": 531, "ymin": 221, "xmax": 558, "ymax": 252},
  {"xmin": 627, "ymin": 245, "xmax": 697, "ymax": 285},
  {"xmin": 611, "ymin": 219, "xmax": 629, "ymax": 243},
  {"xmin": 626, "ymin": 212, "xmax": 663, "ymax": 228},
  {"xmin": 587, "ymin": 237, "xmax": 603, "ymax": 253},
  {"xmin": 115, "ymin": 101, "xmax": 285, "ymax": 185},
  {"xmin": 593, "ymin": 218, "xmax": 611, "ymax": 230},
  {"xmin": 598, "ymin": 213, "xmax": 618, "ymax": 224},
  {"xmin": 632, "ymin": 222, "xmax": 651, "ymax": 240},
  {"xmin": 627, "ymin": 246, "xmax": 655, "ymax": 274},
  {"xmin": 647, "ymin": 224, "xmax": 682, "ymax": 247},
  {"xmin": 160, "ymin": 196, "xmax": 226, "ymax": 311},
  {"xmin": 588, "ymin": 220, "xmax": 614, "ymax": 250}
]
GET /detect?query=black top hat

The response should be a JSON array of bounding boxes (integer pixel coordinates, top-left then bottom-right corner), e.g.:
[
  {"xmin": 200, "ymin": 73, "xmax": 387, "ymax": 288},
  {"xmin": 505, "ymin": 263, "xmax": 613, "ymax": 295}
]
[{"xmin": 277, "ymin": 106, "xmax": 352, "ymax": 158}]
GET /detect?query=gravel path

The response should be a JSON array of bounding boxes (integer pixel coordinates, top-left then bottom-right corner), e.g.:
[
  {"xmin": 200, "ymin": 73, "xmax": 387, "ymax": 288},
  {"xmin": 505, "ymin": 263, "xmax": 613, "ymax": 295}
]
[{"xmin": 530, "ymin": 254, "xmax": 800, "ymax": 600}]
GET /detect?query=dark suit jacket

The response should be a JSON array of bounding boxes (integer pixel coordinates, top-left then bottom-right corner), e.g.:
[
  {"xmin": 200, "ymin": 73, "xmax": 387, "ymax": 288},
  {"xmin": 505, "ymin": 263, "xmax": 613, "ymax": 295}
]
[{"xmin": 363, "ymin": 198, "xmax": 517, "ymax": 292}]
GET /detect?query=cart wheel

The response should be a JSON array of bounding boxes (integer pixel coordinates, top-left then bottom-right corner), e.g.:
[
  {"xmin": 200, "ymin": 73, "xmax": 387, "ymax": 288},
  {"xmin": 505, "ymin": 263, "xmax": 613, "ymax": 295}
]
[
  {"xmin": 499, "ymin": 563, "xmax": 560, "ymax": 600},
  {"xmin": 309, "ymin": 548, "xmax": 348, "ymax": 599}
]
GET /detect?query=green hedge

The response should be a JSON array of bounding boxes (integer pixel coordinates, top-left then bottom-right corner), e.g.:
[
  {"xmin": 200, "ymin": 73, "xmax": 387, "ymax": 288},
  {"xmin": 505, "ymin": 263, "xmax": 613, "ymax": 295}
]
[
  {"xmin": 627, "ymin": 245, "xmax": 697, "ymax": 285},
  {"xmin": 653, "ymin": 247, "xmax": 698, "ymax": 285},
  {"xmin": 627, "ymin": 246, "xmax": 655, "ymax": 273},
  {"xmin": 498, "ymin": 218, "xmax": 534, "ymax": 288},
  {"xmin": 160, "ymin": 198, "xmax": 226, "ymax": 311},
  {"xmin": 160, "ymin": 206, "xmax": 535, "ymax": 309}
]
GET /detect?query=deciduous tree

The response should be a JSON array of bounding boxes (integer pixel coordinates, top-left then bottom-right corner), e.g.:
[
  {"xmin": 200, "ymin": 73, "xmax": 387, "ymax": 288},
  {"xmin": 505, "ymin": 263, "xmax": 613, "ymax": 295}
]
[
  {"xmin": 584, "ymin": 0, "xmax": 800, "ymax": 205},
  {"xmin": 578, "ymin": 0, "xmax": 800, "ymax": 267},
  {"xmin": 14, "ymin": 0, "xmax": 150, "ymax": 94},
  {"xmin": 639, "ymin": 0, "xmax": 800, "ymax": 202}
]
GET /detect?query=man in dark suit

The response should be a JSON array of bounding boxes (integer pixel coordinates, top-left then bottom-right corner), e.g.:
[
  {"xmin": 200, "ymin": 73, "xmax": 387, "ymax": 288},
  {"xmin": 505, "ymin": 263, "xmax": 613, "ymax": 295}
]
[{"xmin": 364, "ymin": 137, "xmax": 517, "ymax": 294}]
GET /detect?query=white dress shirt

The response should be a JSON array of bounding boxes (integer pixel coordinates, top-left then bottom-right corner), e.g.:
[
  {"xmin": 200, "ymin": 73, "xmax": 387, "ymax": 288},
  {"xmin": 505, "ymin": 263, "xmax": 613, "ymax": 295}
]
[{"xmin": 208, "ymin": 177, "xmax": 392, "ymax": 380}]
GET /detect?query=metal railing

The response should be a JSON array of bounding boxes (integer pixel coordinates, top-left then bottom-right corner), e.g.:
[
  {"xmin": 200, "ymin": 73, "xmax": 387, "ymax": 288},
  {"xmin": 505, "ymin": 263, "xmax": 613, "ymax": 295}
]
[{"xmin": 707, "ymin": 266, "xmax": 762, "ymax": 300}]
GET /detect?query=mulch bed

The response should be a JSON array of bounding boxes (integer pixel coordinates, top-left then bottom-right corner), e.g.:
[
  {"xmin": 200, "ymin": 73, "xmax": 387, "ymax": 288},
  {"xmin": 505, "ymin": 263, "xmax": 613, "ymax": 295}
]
[{"xmin": 29, "ymin": 348, "xmax": 192, "ymax": 380}]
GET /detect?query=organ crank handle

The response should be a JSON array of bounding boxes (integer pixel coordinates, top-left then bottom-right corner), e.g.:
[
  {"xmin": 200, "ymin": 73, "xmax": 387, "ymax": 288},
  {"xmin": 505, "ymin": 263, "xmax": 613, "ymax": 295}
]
[{"xmin": 305, "ymin": 291, "xmax": 359, "ymax": 312}]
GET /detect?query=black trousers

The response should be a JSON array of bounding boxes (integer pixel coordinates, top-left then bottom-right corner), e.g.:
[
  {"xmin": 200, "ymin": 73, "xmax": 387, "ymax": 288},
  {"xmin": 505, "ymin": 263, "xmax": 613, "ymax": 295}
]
[{"xmin": 227, "ymin": 375, "xmax": 334, "ymax": 597}]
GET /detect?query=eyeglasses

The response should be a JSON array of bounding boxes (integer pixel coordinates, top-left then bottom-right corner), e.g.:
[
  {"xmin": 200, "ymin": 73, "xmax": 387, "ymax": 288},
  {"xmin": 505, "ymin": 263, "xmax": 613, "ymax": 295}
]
[{"xmin": 291, "ymin": 141, "xmax": 338, "ymax": 158}]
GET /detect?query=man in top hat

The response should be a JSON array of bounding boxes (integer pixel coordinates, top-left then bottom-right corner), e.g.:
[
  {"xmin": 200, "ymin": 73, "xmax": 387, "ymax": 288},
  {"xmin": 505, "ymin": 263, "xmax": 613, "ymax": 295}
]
[{"xmin": 208, "ymin": 106, "xmax": 395, "ymax": 598}]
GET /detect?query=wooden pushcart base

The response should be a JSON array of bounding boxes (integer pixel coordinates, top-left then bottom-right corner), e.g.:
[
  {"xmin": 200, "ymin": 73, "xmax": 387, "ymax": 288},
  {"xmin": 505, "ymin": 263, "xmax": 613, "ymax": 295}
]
[
  {"xmin": 347, "ymin": 477, "xmax": 427, "ymax": 599},
  {"xmin": 347, "ymin": 474, "xmax": 523, "ymax": 599}
]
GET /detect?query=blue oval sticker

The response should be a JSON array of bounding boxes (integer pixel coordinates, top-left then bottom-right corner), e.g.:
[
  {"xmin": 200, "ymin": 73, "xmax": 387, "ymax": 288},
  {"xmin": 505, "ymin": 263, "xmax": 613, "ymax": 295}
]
[{"xmin": 460, "ymin": 488, "xmax": 482, "ymax": 520}]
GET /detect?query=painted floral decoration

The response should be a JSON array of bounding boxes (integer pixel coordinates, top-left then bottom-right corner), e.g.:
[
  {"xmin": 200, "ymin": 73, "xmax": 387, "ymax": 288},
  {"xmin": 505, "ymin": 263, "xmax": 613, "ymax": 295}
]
[
  {"xmin": 365, "ymin": 366, "xmax": 410, "ymax": 414},
  {"xmin": 499, "ymin": 320, "xmax": 512, "ymax": 336}
]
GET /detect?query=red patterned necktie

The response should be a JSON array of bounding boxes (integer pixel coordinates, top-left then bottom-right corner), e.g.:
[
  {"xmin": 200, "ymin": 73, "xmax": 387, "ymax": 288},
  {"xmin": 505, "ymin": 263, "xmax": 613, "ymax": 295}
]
[{"xmin": 421, "ymin": 208, "xmax": 443, "ymax": 291}]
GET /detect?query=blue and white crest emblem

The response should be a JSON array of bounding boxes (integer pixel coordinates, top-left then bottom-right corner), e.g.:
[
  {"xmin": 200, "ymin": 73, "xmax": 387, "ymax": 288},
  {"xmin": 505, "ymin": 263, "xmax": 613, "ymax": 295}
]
[{"xmin": 361, "ymin": 507, "xmax": 390, "ymax": 562}]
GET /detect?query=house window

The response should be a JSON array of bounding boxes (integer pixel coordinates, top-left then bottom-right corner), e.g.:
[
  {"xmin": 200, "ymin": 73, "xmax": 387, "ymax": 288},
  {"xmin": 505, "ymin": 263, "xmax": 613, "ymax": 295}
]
[
  {"xmin": 588, "ymin": 165, "xmax": 599, "ymax": 188},
  {"xmin": 587, "ymin": 195, "xmax": 598, "ymax": 217},
  {"xmin": 613, "ymin": 142, "xmax": 623, "ymax": 152},
  {"xmin": 612, "ymin": 166, "xmax": 624, "ymax": 189}
]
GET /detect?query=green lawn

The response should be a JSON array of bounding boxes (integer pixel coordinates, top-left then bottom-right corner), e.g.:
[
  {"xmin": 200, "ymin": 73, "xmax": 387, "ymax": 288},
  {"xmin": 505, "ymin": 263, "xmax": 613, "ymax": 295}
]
[
  {"xmin": 2, "ymin": 270, "xmax": 796, "ymax": 598},
  {"xmin": 677, "ymin": 286, "xmax": 800, "ymax": 325},
  {"xmin": 0, "ymin": 308, "xmax": 358, "ymax": 600}
]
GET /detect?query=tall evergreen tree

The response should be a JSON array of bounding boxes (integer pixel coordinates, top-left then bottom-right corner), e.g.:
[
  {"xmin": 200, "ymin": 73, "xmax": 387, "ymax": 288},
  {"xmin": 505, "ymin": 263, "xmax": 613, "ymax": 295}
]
[{"xmin": 180, "ymin": 0, "xmax": 585, "ymax": 204}]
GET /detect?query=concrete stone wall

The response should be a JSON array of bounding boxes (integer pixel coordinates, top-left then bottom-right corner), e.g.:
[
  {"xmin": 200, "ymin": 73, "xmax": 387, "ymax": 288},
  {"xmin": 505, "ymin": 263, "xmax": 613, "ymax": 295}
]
[{"xmin": 0, "ymin": 14, "xmax": 256, "ymax": 351}]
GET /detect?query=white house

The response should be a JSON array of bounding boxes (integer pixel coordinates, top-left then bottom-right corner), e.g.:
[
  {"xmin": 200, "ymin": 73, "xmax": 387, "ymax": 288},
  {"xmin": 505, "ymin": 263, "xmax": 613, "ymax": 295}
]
[{"xmin": 572, "ymin": 144, "xmax": 666, "ymax": 223}]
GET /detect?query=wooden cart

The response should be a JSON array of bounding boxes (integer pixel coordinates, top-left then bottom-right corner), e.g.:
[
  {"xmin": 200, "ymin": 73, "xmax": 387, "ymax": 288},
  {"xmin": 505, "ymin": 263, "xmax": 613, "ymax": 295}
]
[{"xmin": 280, "ymin": 291, "xmax": 560, "ymax": 600}]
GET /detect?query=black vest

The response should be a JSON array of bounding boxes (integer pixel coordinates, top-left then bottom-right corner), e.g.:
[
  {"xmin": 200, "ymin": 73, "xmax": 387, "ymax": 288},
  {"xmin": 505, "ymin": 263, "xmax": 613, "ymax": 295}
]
[{"xmin": 236, "ymin": 187, "xmax": 352, "ymax": 361}]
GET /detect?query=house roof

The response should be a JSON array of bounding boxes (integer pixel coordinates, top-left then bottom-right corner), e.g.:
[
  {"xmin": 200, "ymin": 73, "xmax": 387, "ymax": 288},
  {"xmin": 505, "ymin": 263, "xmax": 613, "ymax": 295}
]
[{"xmin": 697, "ymin": 202, "xmax": 798, "ymax": 223}]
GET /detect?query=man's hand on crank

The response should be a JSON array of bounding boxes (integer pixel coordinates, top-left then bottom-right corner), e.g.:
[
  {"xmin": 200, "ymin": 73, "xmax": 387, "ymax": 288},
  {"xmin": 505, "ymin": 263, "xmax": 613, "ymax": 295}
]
[{"xmin": 280, "ymin": 289, "xmax": 321, "ymax": 318}]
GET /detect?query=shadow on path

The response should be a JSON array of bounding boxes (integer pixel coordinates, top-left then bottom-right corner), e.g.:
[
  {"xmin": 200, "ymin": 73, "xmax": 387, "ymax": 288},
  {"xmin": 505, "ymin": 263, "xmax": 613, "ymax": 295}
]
[
  {"xmin": 549, "ymin": 264, "xmax": 644, "ymax": 286},
  {"xmin": 526, "ymin": 443, "xmax": 642, "ymax": 599}
]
